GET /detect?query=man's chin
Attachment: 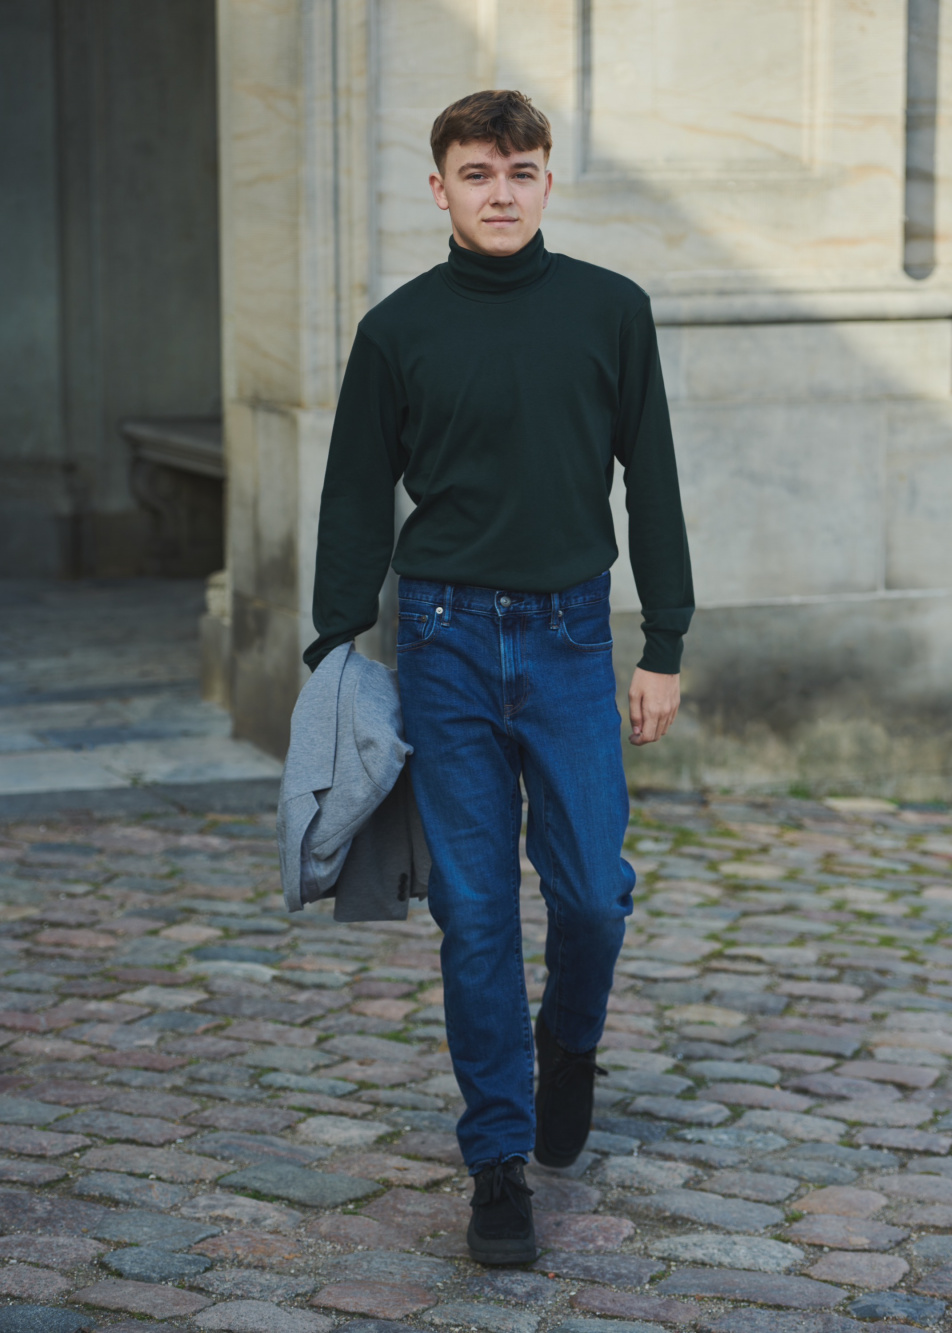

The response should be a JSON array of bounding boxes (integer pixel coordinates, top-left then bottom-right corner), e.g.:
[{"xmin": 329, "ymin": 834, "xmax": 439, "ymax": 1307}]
[{"xmin": 477, "ymin": 225, "xmax": 529, "ymax": 256}]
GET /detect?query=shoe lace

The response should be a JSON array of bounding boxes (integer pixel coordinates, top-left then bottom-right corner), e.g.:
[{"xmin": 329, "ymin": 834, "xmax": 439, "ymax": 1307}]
[
  {"xmin": 487, "ymin": 1159, "xmax": 534, "ymax": 1219},
  {"xmin": 553, "ymin": 1050, "xmax": 608, "ymax": 1089}
]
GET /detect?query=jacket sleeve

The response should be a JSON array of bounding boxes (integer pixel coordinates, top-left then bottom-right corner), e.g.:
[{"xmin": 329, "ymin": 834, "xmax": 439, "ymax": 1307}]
[
  {"xmin": 613, "ymin": 298, "xmax": 695, "ymax": 674},
  {"xmin": 304, "ymin": 329, "xmax": 408, "ymax": 670}
]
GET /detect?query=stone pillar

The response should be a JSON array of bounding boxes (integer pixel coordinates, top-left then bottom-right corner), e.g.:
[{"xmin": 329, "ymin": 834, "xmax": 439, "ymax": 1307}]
[{"xmin": 216, "ymin": 0, "xmax": 373, "ymax": 756}]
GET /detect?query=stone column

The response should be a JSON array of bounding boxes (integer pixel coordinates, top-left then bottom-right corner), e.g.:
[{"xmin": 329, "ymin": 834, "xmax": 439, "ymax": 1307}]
[{"xmin": 216, "ymin": 0, "xmax": 372, "ymax": 756}]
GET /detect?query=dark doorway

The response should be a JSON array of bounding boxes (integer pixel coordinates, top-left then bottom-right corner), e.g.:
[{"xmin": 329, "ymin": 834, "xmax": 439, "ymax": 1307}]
[{"xmin": 0, "ymin": 0, "xmax": 222, "ymax": 577}]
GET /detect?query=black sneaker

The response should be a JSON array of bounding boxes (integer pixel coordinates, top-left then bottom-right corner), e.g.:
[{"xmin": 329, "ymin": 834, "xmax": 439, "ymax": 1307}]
[
  {"xmin": 466, "ymin": 1157, "xmax": 537, "ymax": 1265},
  {"xmin": 534, "ymin": 1011, "xmax": 606, "ymax": 1168}
]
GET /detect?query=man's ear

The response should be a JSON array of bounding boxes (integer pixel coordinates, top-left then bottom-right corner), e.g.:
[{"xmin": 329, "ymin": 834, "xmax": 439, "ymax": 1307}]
[
  {"xmin": 542, "ymin": 168, "xmax": 553, "ymax": 210},
  {"xmin": 429, "ymin": 172, "xmax": 450, "ymax": 212}
]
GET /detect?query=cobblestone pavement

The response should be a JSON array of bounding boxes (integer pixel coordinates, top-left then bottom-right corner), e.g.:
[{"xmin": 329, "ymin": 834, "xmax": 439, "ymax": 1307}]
[{"xmin": 0, "ymin": 792, "xmax": 951, "ymax": 1333}]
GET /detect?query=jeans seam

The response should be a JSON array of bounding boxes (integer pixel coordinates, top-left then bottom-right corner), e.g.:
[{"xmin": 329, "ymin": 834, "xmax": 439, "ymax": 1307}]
[
  {"xmin": 510, "ymin": 762, "xmax": 535, "ymax": 1148},
  {"xmin": 539, "ymin": 765, "xmax": 566, "ymax": 1048}
]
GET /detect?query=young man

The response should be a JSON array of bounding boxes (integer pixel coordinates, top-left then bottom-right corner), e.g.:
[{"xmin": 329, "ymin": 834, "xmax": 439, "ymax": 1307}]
[{"xmin": 306, "ymin": 90, "xmax": 693, "ymax": 1264}]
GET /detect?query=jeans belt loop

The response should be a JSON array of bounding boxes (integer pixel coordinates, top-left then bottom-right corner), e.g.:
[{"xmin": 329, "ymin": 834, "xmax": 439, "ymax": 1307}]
[
  {"xmin": 441, "ymin": 584, "xmax": 454, "ymax": 625},
  {"xmin": 549, "ymin": 589, "xmax": 561, "ymax": 630}
]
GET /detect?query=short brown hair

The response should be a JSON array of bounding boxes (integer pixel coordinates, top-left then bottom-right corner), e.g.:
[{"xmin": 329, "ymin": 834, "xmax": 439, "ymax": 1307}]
[{"xmin": 430, "ymin": 90, "xmax": 552, "ymax": 175}]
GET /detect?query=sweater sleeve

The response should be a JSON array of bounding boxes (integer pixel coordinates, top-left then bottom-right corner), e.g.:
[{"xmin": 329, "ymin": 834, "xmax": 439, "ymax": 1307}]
[
  {"xmin": 303, "ymin": 328, "xmax": 407, "ymax": 670},
  {"xmin": 613, "ymin": 299, "xmax": 695, "ymax": 674}
]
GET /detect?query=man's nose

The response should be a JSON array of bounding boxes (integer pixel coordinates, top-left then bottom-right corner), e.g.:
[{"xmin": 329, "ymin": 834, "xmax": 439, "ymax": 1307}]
[{"xmin": 490, "ymin": 174, "xmax": 514, "ymax": 204}]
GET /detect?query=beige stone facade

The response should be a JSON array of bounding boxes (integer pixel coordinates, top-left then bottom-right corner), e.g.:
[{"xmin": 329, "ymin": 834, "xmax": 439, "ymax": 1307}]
[
  {"xmin": 210, "ymin": 0, "xmax": 951, "ymax": 796},
  {"xmin": 1, "ymin": 1, "xmax": 948, "ymax": 795}
]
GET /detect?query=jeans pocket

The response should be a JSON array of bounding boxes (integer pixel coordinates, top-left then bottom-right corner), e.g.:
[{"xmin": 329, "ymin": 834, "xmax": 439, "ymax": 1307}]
[
  {"xmin": 397, "ymin": 608, "xmax": 437, "ymax": 651},
  {"xmin": 558, "ymin": 598, "xmax": 613, "ymax": 651}
]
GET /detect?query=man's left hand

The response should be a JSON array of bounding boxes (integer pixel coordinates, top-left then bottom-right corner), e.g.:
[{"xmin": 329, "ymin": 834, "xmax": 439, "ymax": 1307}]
[{"xmin": 628, "ymin": 667, "xmax": 680, "ymax": 746}]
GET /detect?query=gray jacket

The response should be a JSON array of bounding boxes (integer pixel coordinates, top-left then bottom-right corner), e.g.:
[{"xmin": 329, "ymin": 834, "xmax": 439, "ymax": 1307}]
[{"xmin": 278, "ymin": 643, "xmax": 430, "ymax": 921}]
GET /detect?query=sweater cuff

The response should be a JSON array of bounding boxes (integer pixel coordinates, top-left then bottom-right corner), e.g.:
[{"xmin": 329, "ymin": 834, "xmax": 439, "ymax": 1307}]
[
  {"xmin": 637, "ymin": 628, "xmax": 684, "ymax": 675},
  {"xmin": 303, "ymin": 632, "xmax": 356, "ymax": 672}
]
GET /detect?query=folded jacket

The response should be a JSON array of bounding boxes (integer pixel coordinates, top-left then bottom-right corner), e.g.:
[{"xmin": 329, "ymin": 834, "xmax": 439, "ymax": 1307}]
[{"xmin": 278, "ymin": 642, "xmax": 430, "ymax": 921}]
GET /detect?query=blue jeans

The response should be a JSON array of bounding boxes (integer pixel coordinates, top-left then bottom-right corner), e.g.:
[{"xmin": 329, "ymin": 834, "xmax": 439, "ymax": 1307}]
[{"xmin": 396, "ymin": 570, "xmax": 635, "ymax": 1171}]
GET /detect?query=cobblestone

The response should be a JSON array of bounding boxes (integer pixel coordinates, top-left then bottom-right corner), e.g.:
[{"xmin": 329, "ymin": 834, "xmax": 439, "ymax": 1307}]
[
  {"xmin": 92, "ymin": 1208, "xmax": 219, "ymax": 1248},
  {"xmin": 697, "ymin": 1317, "xmax": 867, "ymax": 1333},
  {"xmin": 60, "ymin": 1108, "xmax": 194, "ymax": 1144},
  {"xmin": 0, "ymin": 1234, "xmax": 104, "ymax": 1265},
  {"xmin": 193, "ymin": 1228, "xmax": 305, "ymax": 1266},
  {"xmin": 0, "ymin": 1124, "xmax": 90, "ymax": 1154},
  {"xmin": 877, "ymin": 1171, "xmax": 952, "ymax": 1202},
  {"xmin": 551, "ymin": 1322, "xmax": 666, "ymax": 1333},
  {"xmin": 785, "ymin": 1215, "xmax": 908, "ymax": 1250},
  {"xmin": 637, "ymin": 1187, "xmax": 784, "ymax": 1231},
  {"xmin": 179, "ymin": 1190, "xmax": 303, "ymax": 1231},
  {"xmin": 647, "ymin": 1232, "xmax": 804, "ymax": 1272},
  {"xmin": 0, "ymin": 792, "xmax": 949, "ymax": 1329},
  {"xmin": 0, "ymin": 1310, "xmax": 96, "ymax": 1333},
  {"xmin": 219, "ymin": 1161, "xmax": 379, "ymax": 1206},
  {"xmin": 848, "ymin": 1291, "xmax": 947, "ymax": 1322},
  {"xmin": 535, "ymin": 1212, "xmax": 634, "ymax": 1250},
  {"xmin": 655, "ymin": 1267, "xmax": 846, "ymax": 1307},
  {"xmin": 569, "ymin": 1288, "xmax": 699, "ymax": 1324},
  {"xmin": 804, "ymin": 1251, "xmax": 909, "ymax": 1288},
  {"xmin": 425, "ymin": 1302, "xmax": 539, "ymax": 1333},
  {"xmin": 0, "ymin": 1095, "xmax": 69, "ymax": 1123},
  {"xmin": 464, "ymin": 1270, "xmax": 559, "ymax": 1303},
  {"xmin": 915, "ymin": 1263, "xmax": 952, "ymax": 1297},
  {"xmin": 361, "ymin": 1186, "xmax": 470, "ymax": 1237},
  {"xmin": 312, "ymin": 1281, "xmax": 437, "ymax": 1319},
  {"xmin": 69, "ymin": 1277, "xmax": 212, "ymax": 1316},
  {"xmin": 102, "ymin": 1244, "xmax": 212, "ymax": 1282},
  {"xmin": 531, "ymin": 1252, "xmax": 662, "ymax": 1286},
  {"xmin": 700, "ymin": 1168, "xmax": 800, "ymax": 1202},
  {"xmin": 73, "ymin": 1169, "xmax": 187, "ymax": 1208},
  {"xmin": 324, "ymin": 1250, "xmax": 453, "ymax": 1285},
  {"xmin": 0, "ymin": 1262, "xmax": 71, "ymax": 1299},
  {"xmin": 194, "ymin": 1269, "xmax": 317, "ymax": 1300},
  {"xmin": 195, "ymin": 1301, "xmax": 334, "ymax": 1332},
  {"xmin": 910, "ymin": 1235, "xmax": 952, "ymax": 1264},
  {"xmin": 78, "ymin": 1142, "xmax": 224, "ymax": 1180},
  {"xmin": 797, "ymin": 1186, "xmax": 887, "ymax": 1216},
  {"xmin": 0, "ymin": 1158, "xmax": 61, "ymax": 1186}
]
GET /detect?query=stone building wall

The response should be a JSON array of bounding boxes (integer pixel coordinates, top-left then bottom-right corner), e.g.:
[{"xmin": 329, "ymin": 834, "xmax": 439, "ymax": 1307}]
[{"xmin": 216, "ymin": 0, "xmax": 952, "ymax": 796}]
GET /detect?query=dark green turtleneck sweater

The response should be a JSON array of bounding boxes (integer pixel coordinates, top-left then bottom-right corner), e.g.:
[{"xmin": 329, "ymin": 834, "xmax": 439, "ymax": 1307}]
[{"xmin": 306, "ymin": 231, "xmax": 693, "ymax": 673}]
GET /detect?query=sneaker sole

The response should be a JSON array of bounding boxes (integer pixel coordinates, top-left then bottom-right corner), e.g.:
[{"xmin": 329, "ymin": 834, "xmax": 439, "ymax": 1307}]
[{"xmin": 466, "ymin": 1221, "xmax": 538, "ymax": 1266}]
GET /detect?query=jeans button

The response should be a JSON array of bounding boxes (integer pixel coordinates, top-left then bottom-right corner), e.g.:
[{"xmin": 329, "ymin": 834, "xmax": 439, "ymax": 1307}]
[{"xmin": 499, "ymin": 595, "xmax": 511, "ymax": 607}]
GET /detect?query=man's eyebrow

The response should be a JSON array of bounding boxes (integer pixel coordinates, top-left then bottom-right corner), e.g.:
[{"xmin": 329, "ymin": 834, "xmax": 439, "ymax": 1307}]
[{"xmin": 457, "ymin": 159, "xmax": 541, "ymax": 173}]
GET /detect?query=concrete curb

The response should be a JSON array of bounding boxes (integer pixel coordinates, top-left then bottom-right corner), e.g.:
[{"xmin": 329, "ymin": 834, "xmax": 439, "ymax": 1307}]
[{"xmin": 0, "ymin": 777, "xmax": 280, "ymax": 821}]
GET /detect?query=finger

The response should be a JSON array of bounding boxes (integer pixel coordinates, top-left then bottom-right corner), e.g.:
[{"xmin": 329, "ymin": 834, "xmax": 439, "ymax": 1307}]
[
  {"xmin": 629, "ymin": 692, "xmax": 644, "ymax": 739},
  {"xmin": 640, "ymin": 710, "xmax": 661, "ymax": 744}
]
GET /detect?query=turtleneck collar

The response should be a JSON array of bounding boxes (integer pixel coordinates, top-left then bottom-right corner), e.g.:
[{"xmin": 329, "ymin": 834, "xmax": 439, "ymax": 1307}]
[{"xmin": 443, "ymin": 229, "xmax": 553, "ymax": 299}]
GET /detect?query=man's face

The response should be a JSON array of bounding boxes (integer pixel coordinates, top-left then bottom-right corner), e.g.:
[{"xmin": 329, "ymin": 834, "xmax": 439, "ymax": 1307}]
[{"xmin": 429, "ymin": 142, "xmax": 552, "ymax": 257}]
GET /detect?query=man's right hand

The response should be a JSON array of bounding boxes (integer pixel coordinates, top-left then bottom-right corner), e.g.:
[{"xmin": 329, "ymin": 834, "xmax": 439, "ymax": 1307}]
[{"xmin": 629, "ymin": 667, "xmax": 680, "ymax": 745}]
